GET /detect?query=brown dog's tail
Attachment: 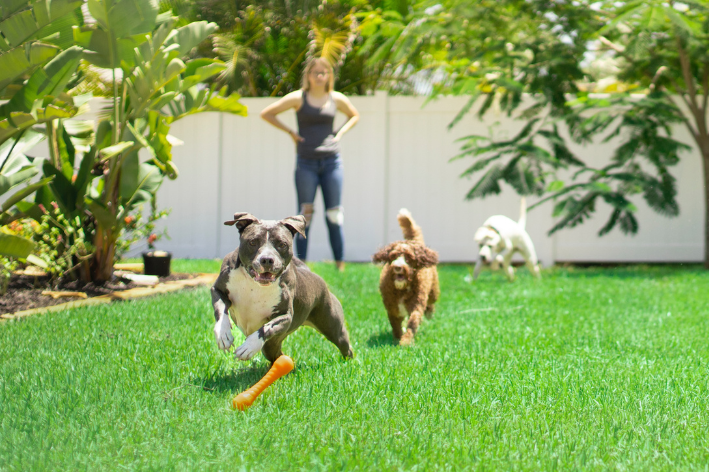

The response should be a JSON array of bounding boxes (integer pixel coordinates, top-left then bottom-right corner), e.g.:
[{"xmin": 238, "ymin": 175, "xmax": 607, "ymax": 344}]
[{"xmin": 397, "ymin": 208, "xmax": 424, "ymax": 244}]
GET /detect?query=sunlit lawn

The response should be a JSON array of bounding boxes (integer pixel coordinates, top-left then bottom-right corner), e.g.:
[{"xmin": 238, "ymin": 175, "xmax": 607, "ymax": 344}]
[{"xmin": 1, "ymin": 261, "xmax": 708, "ymax": 470}]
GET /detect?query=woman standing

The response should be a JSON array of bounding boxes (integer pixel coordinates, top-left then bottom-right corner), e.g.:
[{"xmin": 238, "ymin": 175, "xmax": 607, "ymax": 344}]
[{"xmin": 260, "ymin": 57, "xmax": 360, "ymax": 271}]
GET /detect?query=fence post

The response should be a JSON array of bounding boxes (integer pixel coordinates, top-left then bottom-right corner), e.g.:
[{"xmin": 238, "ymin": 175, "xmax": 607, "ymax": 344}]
[
  {"xmin": 377, "ymin": 90, "xmax": 390, "ymax": 247},
  {"xmin": 215, "ymin": 112, "xmax": 225, "ymax": 259}
]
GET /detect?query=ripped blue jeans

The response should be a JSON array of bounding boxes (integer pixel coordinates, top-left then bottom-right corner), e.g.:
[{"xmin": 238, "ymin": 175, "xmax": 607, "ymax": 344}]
[{"xmin": 294, "ymin": 155, "xmax": 344, "ymax": 261}]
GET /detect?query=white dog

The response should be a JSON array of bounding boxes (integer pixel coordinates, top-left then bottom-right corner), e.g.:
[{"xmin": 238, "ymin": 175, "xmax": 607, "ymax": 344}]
[{"xmin": 473, "ymin": 197, "xmax": 541, "ymax": 282}]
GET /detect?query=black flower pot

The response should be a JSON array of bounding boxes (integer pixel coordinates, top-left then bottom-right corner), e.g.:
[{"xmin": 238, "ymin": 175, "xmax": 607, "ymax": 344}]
[{"xmin": 142, "ymin": 251, "xmax": 172, "ymax": 277}]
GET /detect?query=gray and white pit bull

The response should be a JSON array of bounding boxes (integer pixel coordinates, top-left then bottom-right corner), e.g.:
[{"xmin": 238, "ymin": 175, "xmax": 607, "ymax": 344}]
[{"xmin": 211, "ymin": 212, "xmax": 354, "ymax": 364}]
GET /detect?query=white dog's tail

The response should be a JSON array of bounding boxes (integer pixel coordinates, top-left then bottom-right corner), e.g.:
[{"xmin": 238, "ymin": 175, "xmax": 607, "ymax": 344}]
[
  {"xmin": 397, "ymin": 208, "xmax": 425, "ymax": 243},
  {"xmin": 518, "ymin": 197, "xmax": 527, "ymax": 230}
]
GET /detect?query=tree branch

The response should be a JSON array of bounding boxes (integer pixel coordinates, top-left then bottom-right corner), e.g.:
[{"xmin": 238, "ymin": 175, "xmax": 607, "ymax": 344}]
[
  {"xmin": 675, "ymin": 35, "xmax": 701, "ymax": 117},
  {"xmin": 649, "ymin": 66, "xmax": 668, "ymax": 92},
  {"xmin": 669, "ymin": 76, "xmax": 692, "ymax": 108},
  {"xmin": 598, "ymin": 36, "xmax": 634, "ymax": 63},
  {"xmin": 668, "ymin": 93, "xmax": 701, "ymax": 143}
]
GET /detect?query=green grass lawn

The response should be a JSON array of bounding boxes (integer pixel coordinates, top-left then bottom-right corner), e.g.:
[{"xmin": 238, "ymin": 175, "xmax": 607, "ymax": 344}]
[{"xmin": 2, "ymin": 262, "xmax": 709, "ymax": 470}]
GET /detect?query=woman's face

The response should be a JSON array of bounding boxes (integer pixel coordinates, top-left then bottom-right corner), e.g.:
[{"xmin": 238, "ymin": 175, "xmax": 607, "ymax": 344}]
[{"xmin": 308, "ymin": 61, "xmax": 331, "ymax": 89}]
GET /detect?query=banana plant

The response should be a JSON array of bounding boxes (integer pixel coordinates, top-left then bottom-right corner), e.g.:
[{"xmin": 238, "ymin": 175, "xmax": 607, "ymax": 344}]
[{"xmin": 62, "ymin": 0, "xmax": 246, "ymax": 282}]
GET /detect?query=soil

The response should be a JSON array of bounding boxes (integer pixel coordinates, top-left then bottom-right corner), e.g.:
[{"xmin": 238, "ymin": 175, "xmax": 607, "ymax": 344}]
[{"xmin": 0, "ymin": 272, "xmax": 198, "ymax": 315}]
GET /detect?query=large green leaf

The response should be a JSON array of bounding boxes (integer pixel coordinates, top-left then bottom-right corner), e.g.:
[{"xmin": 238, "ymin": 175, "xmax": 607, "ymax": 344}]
[
  {"xmin": 75, "ymin": 27, "xmax": 148, "ymax": 69},
  {"xmin": 0, "ymin": 231, "xmax": 35, "ymax": 258},
  {"xmin": 85, "ymin": 197, "xmax": 116, "ymax": 229},
  {"xmin": 99, "ymin": 141, "xmax": 134, "ymax": 160},
  {"xmin": 0, "ymin": 42, "xmax": 60, "ymax": 92},
  {"xmin": 0, "ymin": 165, "xmax": 38, "ymax": 195},
  {"xmin": 3, "ymin": 46, "xmax": 83, "ymax": 113},
  {"xmin": 0, "ymin": 0, "xmax": 81, "ymax": 48},
  {"xmin": 42, "ymin": 160, "xmax": 77, "ymax": 214},
  {"xmin": 179, "ymin": 62, "xmax": 225, "ymax": 91},
  {"xmin": 57, "ymin": 123, "xmax": 75, "ymax": 179},
  {"xmin": 88, "ymin": 0, "xmax": 158, "ymax": 39},
  {"xmin": 163, "ymin": 21, "xmax": 218, "ymax": 56},
  {"xmin": 0, "ymin": 100, "xmax": 79, "ymax": 145},
  {"xmin": 0, "ymin": 0, "xmax": 30, "ymax": 21},
  {"xmin": 204, "ymin": 92, "xmax": 248, "ymax": 115},
  {"xmin": 0, "ymin": 176, "xmax": 54, "ymax": 213},
  {"xmin": 119, "ymin": 151, "xmax": 162, "ymax": 207},
  {"xmin": 33, "ymin": 10, "xmax": 81, "ymax": 49},
  {"xmin": 80, "ymin": 0, "xmax": 158, "ymax": 69},
  {"xmin": 74, "ymin": 146, "xmax": 96, "ymax": 209},
  {"xmin": 0, "ymin": 129, "xmax": 44, "ymax": 173}
]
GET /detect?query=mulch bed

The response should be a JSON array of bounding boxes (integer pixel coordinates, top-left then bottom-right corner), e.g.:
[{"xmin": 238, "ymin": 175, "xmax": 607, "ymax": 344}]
[{"xmin": 1, "ymin": 272, "xmax": 198, "ymax": 316}]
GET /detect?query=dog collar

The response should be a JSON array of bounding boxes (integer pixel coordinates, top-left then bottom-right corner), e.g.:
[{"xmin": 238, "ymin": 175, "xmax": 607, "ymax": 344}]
[{"xmin": 486, "ymin": 224, "xmax": 502, "ymax": 238}]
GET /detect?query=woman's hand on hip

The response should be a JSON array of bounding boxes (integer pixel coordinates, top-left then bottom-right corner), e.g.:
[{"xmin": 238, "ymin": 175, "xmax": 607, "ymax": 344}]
[{"xmin": 289, "ymin": 130, "xmax": 304, "ymax": 144}]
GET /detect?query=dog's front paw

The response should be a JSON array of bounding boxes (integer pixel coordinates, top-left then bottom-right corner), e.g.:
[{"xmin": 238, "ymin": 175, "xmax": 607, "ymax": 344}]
[
  {"xmin": 214, "ymin": 315, "xmax": 234, "ymax": 351},
  {"xmin": 234, "ymin": 332, "xmax": 265, "ymax": 360},
  {"xmin": 399, "ymin": 332, "xmax": 414, "ymax": 347}
]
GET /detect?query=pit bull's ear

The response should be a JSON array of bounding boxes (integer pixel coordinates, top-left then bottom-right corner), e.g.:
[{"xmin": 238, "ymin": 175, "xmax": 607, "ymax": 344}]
[
  {"xmin": 224, "ymin": 212, "xmax": 259, "ymax": 233},
  {"xmin": 281, "ymin": 215, "xmax": 307, "ymax": 239}
]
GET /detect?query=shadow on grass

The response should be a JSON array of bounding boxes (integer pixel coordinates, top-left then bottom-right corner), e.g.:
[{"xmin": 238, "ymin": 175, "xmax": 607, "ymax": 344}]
[
  {"xmin": 195, "ymin": 363, "xmax": 270, "ymax": 394},
  {"xmin": 192, "ymin": 357, "xmax": 335, "ymax": 394},
  {"xmin": 366, "ymin": 330, "xmax": 397, "ymax": 348}
]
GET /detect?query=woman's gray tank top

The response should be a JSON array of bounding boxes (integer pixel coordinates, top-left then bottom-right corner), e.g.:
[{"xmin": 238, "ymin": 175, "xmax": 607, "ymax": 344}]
[{"xmin": 296, "ymin": 91, "xmax": 340, "ymax": 159}]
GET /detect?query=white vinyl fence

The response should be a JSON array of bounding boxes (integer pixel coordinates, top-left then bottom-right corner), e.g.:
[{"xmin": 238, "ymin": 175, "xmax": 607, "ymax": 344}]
[
  {"xmin": 25, "ymin": 94, "xmax": 705, "ymax": 265},
  {"xmin": 151, "ymin": 92, "xmax": 705, "ymax": 265}
]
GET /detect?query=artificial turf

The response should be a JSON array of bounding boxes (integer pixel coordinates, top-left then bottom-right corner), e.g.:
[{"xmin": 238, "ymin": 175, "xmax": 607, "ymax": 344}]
[{"xmin": 1, "ymin": 262, "xmax": 708, "ymax": 470}]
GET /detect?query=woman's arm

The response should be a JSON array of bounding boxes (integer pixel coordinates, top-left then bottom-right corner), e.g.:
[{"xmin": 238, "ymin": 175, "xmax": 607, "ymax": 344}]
[
  {"xmin": 332, "ymin": 92, "xmax": 360, "ymax": 142},
  {"xmin": 260, "ymin": 91, "xmax": 304, "ymax": 143}
]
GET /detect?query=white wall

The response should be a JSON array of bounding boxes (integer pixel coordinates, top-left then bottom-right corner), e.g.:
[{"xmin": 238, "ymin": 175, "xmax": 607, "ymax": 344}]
[{"xmin": 22, "ymin": 94, "xmax": 704, "ymax": 264}]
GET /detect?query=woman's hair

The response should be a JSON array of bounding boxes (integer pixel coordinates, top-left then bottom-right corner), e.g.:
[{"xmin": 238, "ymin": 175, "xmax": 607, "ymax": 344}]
[{"xmin": 301, "ymin": 57, "xmax": 335, "ymax": 93}]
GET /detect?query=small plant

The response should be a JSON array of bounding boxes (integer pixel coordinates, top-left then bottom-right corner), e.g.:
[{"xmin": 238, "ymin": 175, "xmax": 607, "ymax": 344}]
[
  {"xmin": 115, "ymin": 206, "xmax": 170, "ymax": 259},
  {"xmin": 1, "ymin": 219, "xmax": 43, "ymax": 295},
  {"xmin": 147, "ymin": 233, "xmax": 159, "ymax": 251},
  {"xmin": 0, "ymin": 256, "xmax": 17, "ymax": 296},
  {"xmin": 33, "ymin": 204, "xmax": 94, "ymax": 281}
]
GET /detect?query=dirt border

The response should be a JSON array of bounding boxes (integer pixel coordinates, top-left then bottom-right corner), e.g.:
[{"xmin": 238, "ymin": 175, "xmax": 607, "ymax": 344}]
[{"xmin": 0, "ymin": 273, "xmax": 218, "ymax": 322}]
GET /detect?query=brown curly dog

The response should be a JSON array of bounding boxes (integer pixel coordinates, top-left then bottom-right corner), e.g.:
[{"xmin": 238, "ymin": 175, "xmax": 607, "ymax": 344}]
[{"xmin": 372, "ymin": 209, "xmax": 440, "ymax": 346}]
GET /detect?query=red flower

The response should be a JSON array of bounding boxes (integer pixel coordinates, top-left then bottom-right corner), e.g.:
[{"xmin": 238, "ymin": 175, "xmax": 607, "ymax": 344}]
[
  {"xmin": 38, "ymin": 204, "xmax": 46, "ymax": 213},
  {"xmin": 124, "ymin": 215, "xmax": 135, "ymax": 225},
  {"xmin": 148, "ymin": 233, "xmax": 158, "ymax": 244},
  {"xmin": 50, "ymin": 201, "xmax": 59, "ymax": 210}
]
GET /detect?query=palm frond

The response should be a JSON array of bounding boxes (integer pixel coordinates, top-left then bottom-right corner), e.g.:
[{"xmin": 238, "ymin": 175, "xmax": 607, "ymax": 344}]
[{"xmin": 307, "ymin": 13, "xmax": 358, "ymax": 67}]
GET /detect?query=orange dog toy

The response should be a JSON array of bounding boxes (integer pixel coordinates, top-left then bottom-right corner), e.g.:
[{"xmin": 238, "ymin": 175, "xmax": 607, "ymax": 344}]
[{"xmin": 232, "ymin": 355, "xmax": 295, "ymax": 411}]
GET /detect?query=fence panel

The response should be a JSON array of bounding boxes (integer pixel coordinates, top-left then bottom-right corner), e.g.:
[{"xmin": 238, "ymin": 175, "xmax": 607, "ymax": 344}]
[{"xmin": 25, "ymin": 95, "xmax": 702, "ymax": 264}]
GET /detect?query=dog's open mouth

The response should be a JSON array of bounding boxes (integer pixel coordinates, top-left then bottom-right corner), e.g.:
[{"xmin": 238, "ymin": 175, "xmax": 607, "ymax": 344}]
[{"xmin": 249, "ymin": 268, "xmax": 277, "ymax": 285}]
